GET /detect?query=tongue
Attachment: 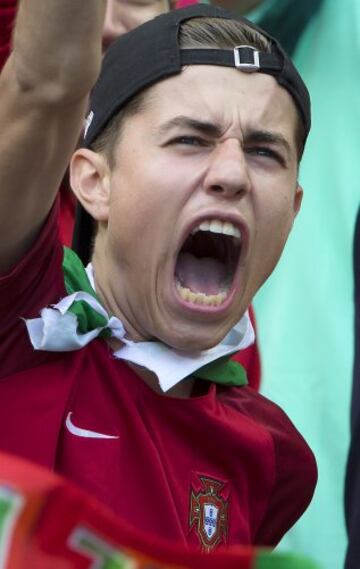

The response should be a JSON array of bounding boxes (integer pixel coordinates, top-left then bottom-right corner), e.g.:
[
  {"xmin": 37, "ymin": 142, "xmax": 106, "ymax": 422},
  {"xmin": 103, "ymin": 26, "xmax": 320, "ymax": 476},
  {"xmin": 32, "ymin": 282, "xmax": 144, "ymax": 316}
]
[{"xmin": 175, "ymin": 252, "xmax": 227, "ymax": 295}]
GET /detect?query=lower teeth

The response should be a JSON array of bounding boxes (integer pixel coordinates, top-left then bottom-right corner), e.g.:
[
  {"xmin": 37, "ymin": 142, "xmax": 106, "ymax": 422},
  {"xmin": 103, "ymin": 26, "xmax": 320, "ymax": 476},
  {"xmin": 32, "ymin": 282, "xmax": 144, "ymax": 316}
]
[{"xmin": 176, "ymin": 282, "xmax": 227, "ymax": 306}]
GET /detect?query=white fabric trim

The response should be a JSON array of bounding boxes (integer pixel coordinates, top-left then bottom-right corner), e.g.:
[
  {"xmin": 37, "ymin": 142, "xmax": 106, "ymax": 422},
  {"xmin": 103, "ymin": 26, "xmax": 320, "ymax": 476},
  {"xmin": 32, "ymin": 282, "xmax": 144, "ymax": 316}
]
[
  {"xmin": 25, "ymin": 291, "xmax": 126, "ymax": 351},
  {"xmin": 25, "ymin": 264, "xmax": 255, "ymax": 392},
  {"xmin": 113, "ymin": 314, "xmax": 254, "ymax": 392}
]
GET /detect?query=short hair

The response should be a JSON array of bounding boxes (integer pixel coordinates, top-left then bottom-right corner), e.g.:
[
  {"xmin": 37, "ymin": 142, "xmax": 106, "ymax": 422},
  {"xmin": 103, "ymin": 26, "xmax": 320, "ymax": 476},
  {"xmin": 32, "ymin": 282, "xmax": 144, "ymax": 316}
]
[{"xmin": 90, "ymin": 16, "xmax": 305, "ymax": 164}]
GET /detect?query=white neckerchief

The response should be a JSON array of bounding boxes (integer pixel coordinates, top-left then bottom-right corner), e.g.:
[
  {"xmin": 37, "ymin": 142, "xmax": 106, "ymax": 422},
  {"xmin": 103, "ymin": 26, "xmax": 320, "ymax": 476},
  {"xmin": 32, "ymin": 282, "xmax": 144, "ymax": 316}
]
[{"xmin": 25, "ymin": 264, "xmax": 255, "ymax": 392}]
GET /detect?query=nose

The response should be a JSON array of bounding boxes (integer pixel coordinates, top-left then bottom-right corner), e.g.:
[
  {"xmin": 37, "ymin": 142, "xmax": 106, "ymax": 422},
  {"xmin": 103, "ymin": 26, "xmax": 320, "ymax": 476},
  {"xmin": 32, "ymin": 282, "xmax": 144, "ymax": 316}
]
[
  {"xmin": 204, "ymin": 139, "xmax": 251, "ymax": 199},
  {"xmin": 102, "ymin": 1, "xmax": 126, "ymax": 51}
]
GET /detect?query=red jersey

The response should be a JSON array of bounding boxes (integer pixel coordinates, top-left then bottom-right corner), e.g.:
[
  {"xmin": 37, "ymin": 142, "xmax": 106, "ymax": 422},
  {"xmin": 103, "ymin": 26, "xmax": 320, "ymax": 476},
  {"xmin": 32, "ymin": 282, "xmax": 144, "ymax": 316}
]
[{"xmin": 0, "ymin": 206, "xmax": 317, "ymax": 551}]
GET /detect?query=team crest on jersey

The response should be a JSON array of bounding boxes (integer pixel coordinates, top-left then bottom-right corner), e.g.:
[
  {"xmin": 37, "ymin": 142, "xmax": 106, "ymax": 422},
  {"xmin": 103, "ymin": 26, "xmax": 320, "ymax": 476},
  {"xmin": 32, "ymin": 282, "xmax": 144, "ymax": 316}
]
[{"xmin": 189, "ymin": 475, "xmax": 229, "ymax": 551}]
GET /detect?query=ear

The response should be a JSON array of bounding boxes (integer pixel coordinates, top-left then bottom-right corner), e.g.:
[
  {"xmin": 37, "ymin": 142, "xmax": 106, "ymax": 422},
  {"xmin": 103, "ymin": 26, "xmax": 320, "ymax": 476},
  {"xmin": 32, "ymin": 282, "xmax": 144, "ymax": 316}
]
[
  {"xmin": 70, "ymin": 149, "xmax": 111, "ymax": 222},
  {"xmin": 293, "ymin": 183, "xmax": 303, "ymax": 218}
]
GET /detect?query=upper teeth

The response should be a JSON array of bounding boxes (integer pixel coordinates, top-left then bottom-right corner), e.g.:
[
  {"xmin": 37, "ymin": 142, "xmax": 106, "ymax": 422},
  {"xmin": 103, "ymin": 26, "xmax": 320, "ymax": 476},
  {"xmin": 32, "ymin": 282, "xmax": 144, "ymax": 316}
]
[{"xmin": 192, "ymin": 219, "xmax": 241, "ymax": 239}]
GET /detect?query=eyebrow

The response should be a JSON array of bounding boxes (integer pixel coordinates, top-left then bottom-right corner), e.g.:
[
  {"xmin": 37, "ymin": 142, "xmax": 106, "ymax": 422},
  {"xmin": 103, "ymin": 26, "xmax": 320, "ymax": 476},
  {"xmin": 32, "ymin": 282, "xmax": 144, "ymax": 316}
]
[
  {"xmin": 158, "ymin": 116, "xmax": 292, "ymax": 157},
  {"xmin": 158, "ymin": 116, "xmax": 223, "ymax": 138}
]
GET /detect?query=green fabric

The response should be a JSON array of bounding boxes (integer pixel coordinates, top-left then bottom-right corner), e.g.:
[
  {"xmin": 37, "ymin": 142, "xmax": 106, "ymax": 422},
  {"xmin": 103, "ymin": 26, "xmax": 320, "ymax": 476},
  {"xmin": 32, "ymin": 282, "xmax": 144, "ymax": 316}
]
[
  {"xmin": 251, "ymin": 0, "xmax": 360, "ymax": 567},
  {"xmin": 64, "ymin": 247, "xmax": 99, "ymax": 298},
  {"xmin": 62, "ymin": 247, "xmax": 111, "ymax": 338},
  {"xmin": 62, "ymin": 247, "xmax": 247, "ymax": 387},
  {"xmin": 255, "ymin": 551, "xmax": 321, "ymax": 569},
  {"xmin": 194, "ymin": 356, "xmax": 248, "ymax": 386}
]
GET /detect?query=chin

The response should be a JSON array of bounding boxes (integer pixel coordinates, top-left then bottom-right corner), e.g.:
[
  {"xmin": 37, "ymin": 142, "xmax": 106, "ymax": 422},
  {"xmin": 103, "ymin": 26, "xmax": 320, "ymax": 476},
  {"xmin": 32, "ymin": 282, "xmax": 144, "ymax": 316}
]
[{"xmin": 161, "ymin": 326, "xmax": 228, "ymax": 353}]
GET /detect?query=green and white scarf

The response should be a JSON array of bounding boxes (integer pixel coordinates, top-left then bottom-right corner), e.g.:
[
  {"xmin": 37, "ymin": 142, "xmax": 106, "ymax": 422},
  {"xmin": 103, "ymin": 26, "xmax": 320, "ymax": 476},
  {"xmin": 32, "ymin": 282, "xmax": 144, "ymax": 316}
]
[{"xmin": 25, "ymin": 248, "xmax": 254, "ymax": 392}]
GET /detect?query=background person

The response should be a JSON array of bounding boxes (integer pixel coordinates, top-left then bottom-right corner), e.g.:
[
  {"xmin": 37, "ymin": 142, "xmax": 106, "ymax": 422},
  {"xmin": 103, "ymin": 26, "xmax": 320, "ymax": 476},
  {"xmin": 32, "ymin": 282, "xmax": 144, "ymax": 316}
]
[
  {"xmin": 102, "ymin": 0, "xmax": 175, "ymax": 50},
  {"xmin": 345, "ymin": 207, "xmax": 360, "ymax": 569}
]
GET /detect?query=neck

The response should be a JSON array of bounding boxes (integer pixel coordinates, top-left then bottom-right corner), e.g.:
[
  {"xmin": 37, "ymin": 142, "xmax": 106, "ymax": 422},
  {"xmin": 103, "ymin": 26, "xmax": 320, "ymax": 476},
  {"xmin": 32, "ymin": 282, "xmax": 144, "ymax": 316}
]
[
  {"xmin": 92, "ymin": 248, "xmax": 149, "ymax": 343},
  {"xmin": 129, "ymin": 363, "xmax": 197, "ymax": 397},
  {"xmin": 107, "ymin": 336, "xmax": 209, "ymax": 398}
]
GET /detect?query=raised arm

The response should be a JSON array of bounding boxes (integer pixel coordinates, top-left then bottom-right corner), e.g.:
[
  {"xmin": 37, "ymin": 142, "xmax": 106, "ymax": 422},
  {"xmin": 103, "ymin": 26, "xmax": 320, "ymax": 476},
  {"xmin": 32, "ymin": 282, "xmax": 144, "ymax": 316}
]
[{"xmin": 0, "ymin": 0, "xmax": 106, "ymax": 272}]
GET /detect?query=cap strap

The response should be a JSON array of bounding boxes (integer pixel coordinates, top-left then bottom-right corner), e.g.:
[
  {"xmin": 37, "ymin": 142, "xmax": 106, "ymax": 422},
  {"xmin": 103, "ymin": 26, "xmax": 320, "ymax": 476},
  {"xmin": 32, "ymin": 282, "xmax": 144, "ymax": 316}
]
[{"xmin": 180, "ymin": 47, "xmax": 282, "ymax": 74}]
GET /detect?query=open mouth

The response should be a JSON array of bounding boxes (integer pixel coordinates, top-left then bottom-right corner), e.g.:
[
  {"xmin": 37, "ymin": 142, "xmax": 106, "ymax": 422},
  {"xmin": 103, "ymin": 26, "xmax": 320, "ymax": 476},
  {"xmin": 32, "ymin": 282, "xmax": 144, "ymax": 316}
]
[{"xmin": 174, "ymin": 219, "xmax": 242, "ymax": 307}]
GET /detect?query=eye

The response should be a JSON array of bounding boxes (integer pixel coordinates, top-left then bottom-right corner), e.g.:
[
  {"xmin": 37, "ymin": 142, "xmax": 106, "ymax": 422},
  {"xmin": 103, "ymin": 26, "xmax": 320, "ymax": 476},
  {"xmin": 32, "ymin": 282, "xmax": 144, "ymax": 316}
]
[
  {"xmin": 246, "ymin": 146, "xmax": 286, "ymax": 167},
  {"xmin": 169, "ymin": 135, "xmax": 209, "ymax": 147}
]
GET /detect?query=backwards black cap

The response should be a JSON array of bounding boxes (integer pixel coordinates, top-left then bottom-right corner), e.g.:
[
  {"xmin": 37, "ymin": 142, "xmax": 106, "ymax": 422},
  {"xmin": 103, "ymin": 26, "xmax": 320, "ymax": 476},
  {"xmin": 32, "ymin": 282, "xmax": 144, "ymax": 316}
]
[{"xmin": 73, "ymin": 4, "xmax": 311, "ymax": 262}]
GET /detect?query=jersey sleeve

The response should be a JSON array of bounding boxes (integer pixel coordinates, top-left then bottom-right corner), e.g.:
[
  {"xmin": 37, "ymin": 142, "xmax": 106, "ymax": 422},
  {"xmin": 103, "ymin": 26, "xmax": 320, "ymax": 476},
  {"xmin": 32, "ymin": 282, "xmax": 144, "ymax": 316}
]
[
  {"xmin": 0, "ymin": 202, "xmax": 66, "ymax": 379},
  {"xmin": 0, "ymin": 0, "xmax": 17, "ymax": 71},
  {"xmin": 253, "ymin": 404, "xmax": 318, "ymax": 546}
]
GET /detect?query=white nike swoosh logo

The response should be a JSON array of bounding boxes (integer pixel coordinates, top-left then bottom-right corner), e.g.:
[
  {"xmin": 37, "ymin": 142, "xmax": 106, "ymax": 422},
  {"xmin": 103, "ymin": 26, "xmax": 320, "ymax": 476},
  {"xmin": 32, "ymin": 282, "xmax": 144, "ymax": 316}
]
[{"xmin": 65, "ymin": 412, "xmax": 119, "ymax": 440}]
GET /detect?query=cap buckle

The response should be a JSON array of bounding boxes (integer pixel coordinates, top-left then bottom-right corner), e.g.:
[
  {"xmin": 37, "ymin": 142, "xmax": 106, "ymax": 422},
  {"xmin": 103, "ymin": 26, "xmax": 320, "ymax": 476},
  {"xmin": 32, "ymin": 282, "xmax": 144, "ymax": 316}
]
[{"xmin": 234, "ymin": 45, "xmax": 260, "ymax": 72}]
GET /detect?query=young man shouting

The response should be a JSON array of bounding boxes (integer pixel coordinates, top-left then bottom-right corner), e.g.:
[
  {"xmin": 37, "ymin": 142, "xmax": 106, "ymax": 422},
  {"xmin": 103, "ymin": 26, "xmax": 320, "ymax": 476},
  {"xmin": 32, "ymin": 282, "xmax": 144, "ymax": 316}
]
[{"xmin": 0, "ymin": 1, "xmax": 316, "ymax": 552}]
